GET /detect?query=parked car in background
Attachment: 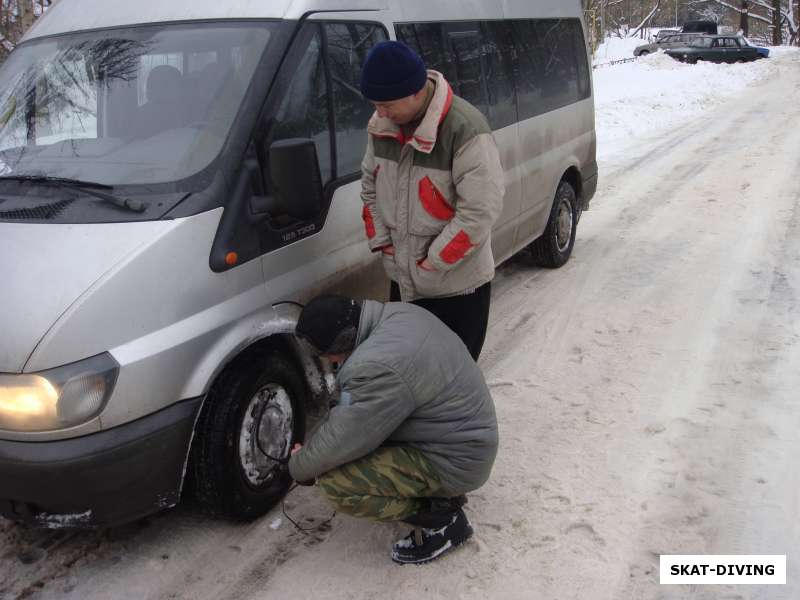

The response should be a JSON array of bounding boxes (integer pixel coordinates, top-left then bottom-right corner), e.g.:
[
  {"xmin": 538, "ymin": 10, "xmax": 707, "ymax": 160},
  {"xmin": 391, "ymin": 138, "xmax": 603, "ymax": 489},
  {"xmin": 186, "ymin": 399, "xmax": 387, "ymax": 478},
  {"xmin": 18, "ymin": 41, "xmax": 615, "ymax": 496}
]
[
  {"xmin": 666, "ymin": 35, "xmax": 764, "ymax": 63},
  {"xmin": 742, "ymin": 36, "xmax": 771, "ymax": 58},
  {"xmin": 654, "ymin": 29, "xmax": 680, "ymax": 41},
  {"xmin": 634, "ymin": 33, "xmax": 701, "ymax": 56},
  {"xmin": 682, "ymin": 20, "xmax": 718, "ymax": 34}
]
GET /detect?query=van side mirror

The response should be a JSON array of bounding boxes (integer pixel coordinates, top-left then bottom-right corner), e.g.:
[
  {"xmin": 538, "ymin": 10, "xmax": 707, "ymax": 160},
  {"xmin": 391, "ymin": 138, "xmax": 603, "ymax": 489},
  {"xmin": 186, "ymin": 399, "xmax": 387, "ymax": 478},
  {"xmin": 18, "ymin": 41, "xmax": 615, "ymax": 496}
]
[{"xmin": 268, "ymin": 138, "xmax": 325, "ymax": 221}]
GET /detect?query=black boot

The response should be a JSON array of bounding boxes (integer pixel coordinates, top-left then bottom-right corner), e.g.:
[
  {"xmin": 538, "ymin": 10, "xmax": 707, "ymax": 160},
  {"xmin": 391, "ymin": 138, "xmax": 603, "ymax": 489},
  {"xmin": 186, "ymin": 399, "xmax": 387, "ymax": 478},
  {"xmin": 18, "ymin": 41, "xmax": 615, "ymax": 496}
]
[{"xmin": 391, "ymin": 505, "xmax": 473, "ymax": 565}]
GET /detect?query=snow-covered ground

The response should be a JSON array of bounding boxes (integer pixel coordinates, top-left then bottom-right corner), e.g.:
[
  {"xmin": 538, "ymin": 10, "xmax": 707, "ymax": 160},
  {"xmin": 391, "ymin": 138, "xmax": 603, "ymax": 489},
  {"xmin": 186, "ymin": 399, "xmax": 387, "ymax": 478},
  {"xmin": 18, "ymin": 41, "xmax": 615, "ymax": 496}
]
[
  {"xmin": 593, "ymin": 36, "xmax": 645, "ymax": 63},
  {"xmin": 593, "ymin": 51, "xmax": 783, "ymax": 159},
  {"xmin": 2, "ymin": 47, "xmax": 800, "ymax": 600}
]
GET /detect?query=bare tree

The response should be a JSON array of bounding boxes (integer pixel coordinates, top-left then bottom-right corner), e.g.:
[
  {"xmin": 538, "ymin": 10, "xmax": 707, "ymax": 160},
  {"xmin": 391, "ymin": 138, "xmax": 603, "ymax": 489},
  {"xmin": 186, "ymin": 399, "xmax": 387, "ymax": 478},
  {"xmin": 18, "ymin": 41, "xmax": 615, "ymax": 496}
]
[
  {"xmin": 630, "ymin": 0, "xmax": 664, "ymax": 36},
  {"xmin": 0, "ymin": 1, "xmax": 52, "ymax": 62},
  {"xmin": 692, "ymin": 0, "xmax": 799, "ymax": 43},
  {"xmin": 740, "ymin": 0, "xmax": 750, "ymax": 36},
  {"xmin": 772, "ymin": 0, "xmax": 782, "ymax": 42}
]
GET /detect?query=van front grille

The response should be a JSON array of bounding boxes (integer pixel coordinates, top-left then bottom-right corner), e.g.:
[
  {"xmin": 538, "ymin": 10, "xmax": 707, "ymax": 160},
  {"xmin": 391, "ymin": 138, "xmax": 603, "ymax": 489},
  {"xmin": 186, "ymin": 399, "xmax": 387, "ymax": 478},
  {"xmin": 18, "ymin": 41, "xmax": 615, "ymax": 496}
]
[{"xmin": 0, "ymin": 199, "xmax": 74, "ymax": 220}]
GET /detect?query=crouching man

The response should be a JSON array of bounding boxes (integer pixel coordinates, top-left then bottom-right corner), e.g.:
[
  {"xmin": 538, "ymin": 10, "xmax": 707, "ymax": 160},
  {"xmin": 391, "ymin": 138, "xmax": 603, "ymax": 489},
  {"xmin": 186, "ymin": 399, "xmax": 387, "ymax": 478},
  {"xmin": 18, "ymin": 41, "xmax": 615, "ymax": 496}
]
[{"xmin": 289, "ymin": 295, "xmax": 498, "ymax": 565}]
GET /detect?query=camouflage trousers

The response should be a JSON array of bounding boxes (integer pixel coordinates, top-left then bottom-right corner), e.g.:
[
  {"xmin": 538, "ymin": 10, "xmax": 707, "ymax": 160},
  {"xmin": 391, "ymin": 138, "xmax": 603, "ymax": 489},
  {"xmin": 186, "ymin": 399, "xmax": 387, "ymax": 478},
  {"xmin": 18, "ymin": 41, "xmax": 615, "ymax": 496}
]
[{"xmin": 317, "ymin": 446, "xmax": 445, "ymax": 522}]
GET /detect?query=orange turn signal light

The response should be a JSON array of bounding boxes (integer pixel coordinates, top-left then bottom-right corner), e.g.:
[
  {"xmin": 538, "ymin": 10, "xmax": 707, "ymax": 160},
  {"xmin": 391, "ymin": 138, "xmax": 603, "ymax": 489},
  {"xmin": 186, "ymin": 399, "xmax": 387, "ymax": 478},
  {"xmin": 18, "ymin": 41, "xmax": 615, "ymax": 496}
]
[{"xmin": 225, "ymin": 252, "xmax": 238, "ymax": 266}]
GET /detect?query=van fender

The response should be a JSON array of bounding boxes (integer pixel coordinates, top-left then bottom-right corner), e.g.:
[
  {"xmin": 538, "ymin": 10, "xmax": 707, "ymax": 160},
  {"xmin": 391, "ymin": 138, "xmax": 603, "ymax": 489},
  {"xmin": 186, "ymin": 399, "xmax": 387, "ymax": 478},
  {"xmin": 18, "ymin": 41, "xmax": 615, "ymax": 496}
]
[
  {"xmin": 544, "ymin": 159, "xmax": 583, "ymax": 211},
  {"xmin": 179, "ymin": 302, "xmax": 333, "ymax": 410}
]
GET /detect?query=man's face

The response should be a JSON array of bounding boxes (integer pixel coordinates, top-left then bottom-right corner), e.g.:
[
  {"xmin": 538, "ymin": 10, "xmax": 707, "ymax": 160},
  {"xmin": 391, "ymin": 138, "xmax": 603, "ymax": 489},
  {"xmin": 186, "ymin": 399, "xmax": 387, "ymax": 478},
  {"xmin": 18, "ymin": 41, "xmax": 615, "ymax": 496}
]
[
  {"xmin": 323, "ymin": 352, "xmax": 350, "ymax": 366},
  {"xmin": 371, "ymin": 88, "xmax": 425, "ymax": 125}
]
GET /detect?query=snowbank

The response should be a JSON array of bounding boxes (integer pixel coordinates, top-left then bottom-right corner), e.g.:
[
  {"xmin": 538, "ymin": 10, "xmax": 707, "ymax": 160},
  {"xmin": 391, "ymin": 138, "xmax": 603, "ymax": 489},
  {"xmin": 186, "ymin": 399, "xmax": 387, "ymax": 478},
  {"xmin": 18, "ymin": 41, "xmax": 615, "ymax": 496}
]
[
  {"xmin": 593, "ymin": 51, "xmax": 785, "ymax": 161},
  {"xmin": 766, "ymin": 45, "xmax": 800, "ymax": 58},
  {"xmin": 593, "ymin": 37, "xmax": 643, "ymax": 64}
]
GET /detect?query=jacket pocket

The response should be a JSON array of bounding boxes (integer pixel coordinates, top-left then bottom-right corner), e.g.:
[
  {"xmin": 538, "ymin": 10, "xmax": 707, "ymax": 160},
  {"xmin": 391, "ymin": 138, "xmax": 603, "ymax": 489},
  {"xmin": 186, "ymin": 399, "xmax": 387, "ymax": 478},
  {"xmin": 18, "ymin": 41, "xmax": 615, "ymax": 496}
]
[
  {"xmin": 411, "ymin": 261, "xmax": 449, "ymax": 298},
  {"xmin": 410, "ymin": 175, "xmax": 454, "ymax": 236},
  {"xmin": 382, "ymin": 252, "xmax": 401, "ymax": 283}
]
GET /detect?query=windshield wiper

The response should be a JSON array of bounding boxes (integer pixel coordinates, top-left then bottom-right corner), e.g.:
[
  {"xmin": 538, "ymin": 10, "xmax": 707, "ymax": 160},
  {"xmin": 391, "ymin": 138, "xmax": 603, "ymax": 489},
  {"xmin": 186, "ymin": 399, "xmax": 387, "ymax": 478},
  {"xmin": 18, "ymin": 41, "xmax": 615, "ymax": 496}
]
[{"xmin": 0, "ymin": 175, "xmax": 147, "ymax": 213}]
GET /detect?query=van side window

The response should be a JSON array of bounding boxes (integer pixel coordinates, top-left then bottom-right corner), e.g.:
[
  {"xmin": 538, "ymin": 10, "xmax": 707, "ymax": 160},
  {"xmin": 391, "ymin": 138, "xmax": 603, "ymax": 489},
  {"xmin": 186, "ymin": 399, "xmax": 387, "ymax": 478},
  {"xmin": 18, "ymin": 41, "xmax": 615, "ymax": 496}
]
[
  {"xmin": 401, "ymin": 18, "xmax": 589, "ymax": 128},
  {"xmin": 481, "ymin": 21, "xmax": 518, "ymax": 129},
  {"xmin": 572, "ymin": 21, "xmax": 591, "ymax": 101},
  {"xmin": 271, "ymin": 27, "xmax": 332, "ymax": 184},
  {"xmin": 395, "ymin": 23, "xmax": 458, "ymax": 88},
  {"xmin": 325, "ymin": 22, "xmax": 388, "ymax": 178},
  {"xmin": 398, "ymin": 21, "xmax": 516, "ymax": 130},
  {"xmin": 447, "ymin": 25, "xmax": 490, "ymax": 119},
  {"xmin": 512, "ymin": 19, "xmax": 590, "ymax": 121}
]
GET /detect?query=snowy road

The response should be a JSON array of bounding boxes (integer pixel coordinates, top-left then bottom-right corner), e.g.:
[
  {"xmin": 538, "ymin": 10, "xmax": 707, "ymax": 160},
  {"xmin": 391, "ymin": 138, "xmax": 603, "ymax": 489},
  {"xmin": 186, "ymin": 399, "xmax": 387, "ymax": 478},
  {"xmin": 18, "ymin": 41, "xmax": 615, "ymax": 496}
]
[{"xmin": 2, "ymin": 51, "xmax": 800, "ymax": 600}]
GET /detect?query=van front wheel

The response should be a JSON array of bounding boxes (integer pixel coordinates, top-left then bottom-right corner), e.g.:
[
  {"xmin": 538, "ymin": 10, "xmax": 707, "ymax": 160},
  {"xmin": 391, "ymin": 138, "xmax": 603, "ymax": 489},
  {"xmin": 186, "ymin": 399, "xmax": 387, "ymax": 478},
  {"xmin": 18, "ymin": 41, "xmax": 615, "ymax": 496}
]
[
  {"xmin": 530, "ymin": 180, "xmax": 578, "ymax": 268},
  {"xmin": 190, "ymin": 351, "xmax": 306, "ymax": 520}
]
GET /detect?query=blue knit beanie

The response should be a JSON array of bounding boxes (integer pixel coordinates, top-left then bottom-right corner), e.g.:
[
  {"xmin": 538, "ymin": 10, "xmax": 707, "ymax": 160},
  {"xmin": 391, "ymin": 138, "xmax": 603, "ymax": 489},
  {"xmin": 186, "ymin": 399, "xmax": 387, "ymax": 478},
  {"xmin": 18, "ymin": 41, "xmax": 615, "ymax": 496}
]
[{"xmin": 360, "ymin": 41, "xmax": 427, "ymax": 102}]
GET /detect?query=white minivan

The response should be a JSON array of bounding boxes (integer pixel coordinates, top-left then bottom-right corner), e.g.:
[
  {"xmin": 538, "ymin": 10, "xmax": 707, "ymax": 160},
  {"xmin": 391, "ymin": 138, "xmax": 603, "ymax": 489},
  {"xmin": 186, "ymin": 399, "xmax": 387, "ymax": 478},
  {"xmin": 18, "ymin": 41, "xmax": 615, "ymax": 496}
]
[{"xmin": 0, "ymin": 0, "xmax": 596, "ymax": 527}]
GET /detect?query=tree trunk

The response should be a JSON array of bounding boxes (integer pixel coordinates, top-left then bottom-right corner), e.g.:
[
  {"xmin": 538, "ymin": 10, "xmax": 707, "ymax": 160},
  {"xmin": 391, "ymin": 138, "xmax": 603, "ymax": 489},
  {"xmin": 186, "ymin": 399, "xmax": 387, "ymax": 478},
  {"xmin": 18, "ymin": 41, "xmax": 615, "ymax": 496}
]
[
  {"xmin": 772, "ymin": 0, "xmax": 782, "ymax": 45},
  {"xmin": 640, "ymin": 0, "xmax": 645, "ymax": 38},
  {"xmin": 795, "ymin": 0, "xmax": 800, "ymax": 46},
  {"xmin": 629, "ymin": 0, "xmax": 662, "ymax": 38},
  {"xmin": 20, "ymin": 1, "xmax": 35, "ymax": 35},
  {"xmin": 740, "ymin": 0, "xmax": 750, "ymax": 37}
]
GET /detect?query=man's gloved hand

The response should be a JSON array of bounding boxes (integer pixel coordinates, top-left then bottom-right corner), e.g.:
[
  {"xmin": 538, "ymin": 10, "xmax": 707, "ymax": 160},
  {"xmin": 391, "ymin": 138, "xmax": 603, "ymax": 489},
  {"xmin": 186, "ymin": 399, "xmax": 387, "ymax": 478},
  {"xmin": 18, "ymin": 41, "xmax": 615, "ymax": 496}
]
[{"xmin": 290, "ymin": 443, "xmax": 316, "ymax": 486}]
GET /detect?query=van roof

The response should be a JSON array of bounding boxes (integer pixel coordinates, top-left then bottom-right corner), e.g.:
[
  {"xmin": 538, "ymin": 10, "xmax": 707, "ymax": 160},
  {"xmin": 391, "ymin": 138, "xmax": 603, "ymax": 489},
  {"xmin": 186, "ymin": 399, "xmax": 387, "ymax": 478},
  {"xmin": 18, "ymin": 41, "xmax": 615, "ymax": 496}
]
[
  {"xmin": 25, "ymin": 0, "xmax": 583, "ymax": 41},
  {"xmin": 25, "ymin": 0, "xmax": 382, "ymax": 40}
]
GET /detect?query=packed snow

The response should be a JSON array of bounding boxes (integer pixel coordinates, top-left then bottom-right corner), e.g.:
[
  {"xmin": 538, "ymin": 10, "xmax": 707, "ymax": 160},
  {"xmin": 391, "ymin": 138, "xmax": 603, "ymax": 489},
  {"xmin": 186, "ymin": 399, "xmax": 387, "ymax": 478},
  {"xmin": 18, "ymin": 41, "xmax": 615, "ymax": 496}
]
[
  {"xmin": 593, "ymin": 49, "xmax": 788, "ymax": 160},
  {"xmin": 593, "ymin": 36, "xmax": 645, "ymax": 63}
]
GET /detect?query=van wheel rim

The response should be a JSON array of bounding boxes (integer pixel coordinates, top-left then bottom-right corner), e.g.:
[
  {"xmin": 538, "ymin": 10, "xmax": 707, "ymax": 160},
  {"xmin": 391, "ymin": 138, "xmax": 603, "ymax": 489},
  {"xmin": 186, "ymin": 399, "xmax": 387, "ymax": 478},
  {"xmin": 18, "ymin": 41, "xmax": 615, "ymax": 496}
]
[
  {"xmin": 239, "ymin": 384, "xmax": 293, "ymax": 486},
  {"xmin": 556, "ymin": 199, "xmax": 573, "ymax": 253}
]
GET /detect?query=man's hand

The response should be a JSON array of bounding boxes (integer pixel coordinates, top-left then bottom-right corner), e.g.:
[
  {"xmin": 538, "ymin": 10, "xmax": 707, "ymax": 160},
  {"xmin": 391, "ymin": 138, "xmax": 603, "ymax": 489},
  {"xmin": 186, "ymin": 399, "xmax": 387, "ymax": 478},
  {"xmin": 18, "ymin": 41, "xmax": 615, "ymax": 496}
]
[
  {"xmin": 381, "ymin": 245, "xmax": 395, "ymax": 256},
  {"xmin": 418, "ymin": 258, "xmax": 436, "ymax": 271},
  {"xmin": 289, "ymin": 443, "xmax": 314, "ymax": 485}
]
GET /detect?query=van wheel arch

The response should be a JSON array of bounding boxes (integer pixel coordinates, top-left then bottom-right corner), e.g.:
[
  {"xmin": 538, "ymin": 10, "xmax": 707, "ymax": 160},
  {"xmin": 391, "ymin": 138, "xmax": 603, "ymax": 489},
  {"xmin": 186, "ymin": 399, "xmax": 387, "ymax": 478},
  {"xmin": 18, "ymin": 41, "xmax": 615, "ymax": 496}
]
[{"xmin": 561, "ymin": 167, "xmax": 583, "ymax": 214}]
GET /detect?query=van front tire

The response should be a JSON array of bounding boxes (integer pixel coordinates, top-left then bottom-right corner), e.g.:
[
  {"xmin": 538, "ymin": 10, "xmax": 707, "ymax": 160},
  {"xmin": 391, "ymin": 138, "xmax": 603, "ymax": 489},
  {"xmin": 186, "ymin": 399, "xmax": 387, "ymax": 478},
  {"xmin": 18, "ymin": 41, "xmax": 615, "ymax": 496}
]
[
  {"xmin": 190, "ymin": 351, "xmax": 306, "ymax": 521},
  {"xmin": 531, "ymin": 180, "xmax": 578, "ymax": 268}
]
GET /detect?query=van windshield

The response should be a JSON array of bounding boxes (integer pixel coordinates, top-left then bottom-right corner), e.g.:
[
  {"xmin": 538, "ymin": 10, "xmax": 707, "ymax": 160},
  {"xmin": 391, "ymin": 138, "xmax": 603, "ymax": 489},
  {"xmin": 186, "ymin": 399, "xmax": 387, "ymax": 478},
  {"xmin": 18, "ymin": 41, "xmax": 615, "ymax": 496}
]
[{"xmin": 0, "ymin": 21, "xmax": 284, "ymax": 187}]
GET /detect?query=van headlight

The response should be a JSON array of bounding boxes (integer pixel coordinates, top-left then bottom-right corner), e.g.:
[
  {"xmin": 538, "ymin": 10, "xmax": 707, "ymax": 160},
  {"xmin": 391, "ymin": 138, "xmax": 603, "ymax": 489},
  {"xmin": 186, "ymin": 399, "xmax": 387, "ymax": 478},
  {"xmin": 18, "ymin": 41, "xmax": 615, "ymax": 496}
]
[{"xmin": 0, "ymin": 353, "xmax": 119, "ymax": 432}]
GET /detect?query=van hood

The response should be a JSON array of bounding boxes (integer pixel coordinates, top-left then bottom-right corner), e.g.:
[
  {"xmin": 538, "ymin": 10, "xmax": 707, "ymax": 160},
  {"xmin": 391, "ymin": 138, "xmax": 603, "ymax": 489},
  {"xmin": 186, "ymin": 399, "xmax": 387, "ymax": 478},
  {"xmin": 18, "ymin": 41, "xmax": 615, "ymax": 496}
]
[{"xmin": 0, "ymin": 220, "xmax": 174, "ymax": 373}]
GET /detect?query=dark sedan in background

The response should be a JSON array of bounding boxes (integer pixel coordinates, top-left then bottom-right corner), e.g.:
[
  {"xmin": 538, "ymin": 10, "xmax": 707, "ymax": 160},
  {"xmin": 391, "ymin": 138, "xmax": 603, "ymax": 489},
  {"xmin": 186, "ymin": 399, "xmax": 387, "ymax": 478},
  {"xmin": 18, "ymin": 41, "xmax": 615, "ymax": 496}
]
[
  {"xmin": 666, "ymin": 35, "xmax": 767, "ymax": 64},
  {"xmin": 634, "ymin": 33, "xmax": 702, "ymax": 57}
]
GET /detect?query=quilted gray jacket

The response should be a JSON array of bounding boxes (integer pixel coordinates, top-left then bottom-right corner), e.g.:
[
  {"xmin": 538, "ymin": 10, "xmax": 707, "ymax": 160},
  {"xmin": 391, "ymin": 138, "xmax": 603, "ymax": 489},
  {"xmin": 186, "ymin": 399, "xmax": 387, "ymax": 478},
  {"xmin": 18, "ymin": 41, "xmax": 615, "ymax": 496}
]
[{"xmin": 289, "ymin": 300, "xmax": 498, "ymax": 496}]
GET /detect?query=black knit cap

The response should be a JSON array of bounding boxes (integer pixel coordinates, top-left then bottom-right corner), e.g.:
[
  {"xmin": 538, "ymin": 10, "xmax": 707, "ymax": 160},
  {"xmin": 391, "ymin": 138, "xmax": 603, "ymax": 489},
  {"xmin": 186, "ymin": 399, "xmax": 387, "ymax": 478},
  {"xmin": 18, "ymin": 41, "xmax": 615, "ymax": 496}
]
[
  {"xmin": 360, "ymin": 41, "xmax": 427, "ymax": 102},
  {"xmin": 296, "ymin": 295, "xmax": 363, "ymax": 355}
]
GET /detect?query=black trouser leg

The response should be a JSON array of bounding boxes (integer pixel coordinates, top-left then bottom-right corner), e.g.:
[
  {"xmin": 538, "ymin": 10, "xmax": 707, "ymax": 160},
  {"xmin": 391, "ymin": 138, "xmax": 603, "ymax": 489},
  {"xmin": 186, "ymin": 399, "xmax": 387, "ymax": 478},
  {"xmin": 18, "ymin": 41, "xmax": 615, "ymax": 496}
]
[
  {"xmin": 389, "ymin": 281, "xmax": 492, "ymax": 361},
  {"xmin": 390, "ymin": 281, "xmax": 402, "ymax": 302}
]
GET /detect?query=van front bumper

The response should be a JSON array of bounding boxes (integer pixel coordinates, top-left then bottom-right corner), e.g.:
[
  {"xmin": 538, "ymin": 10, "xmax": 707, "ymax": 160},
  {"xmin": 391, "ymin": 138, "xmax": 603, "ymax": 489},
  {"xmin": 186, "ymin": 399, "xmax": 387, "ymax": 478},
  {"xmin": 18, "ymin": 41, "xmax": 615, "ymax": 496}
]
[{"xmin": 0, "ymin": 397, "xmax": 202, "ymax": 528}]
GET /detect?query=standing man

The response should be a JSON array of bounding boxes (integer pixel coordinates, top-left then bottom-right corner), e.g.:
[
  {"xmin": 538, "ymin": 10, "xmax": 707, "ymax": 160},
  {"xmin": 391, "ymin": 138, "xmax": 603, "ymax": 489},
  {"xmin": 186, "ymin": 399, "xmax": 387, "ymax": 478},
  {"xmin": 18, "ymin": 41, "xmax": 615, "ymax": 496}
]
[
  {"xmin": 359, "ymin": 41, "xmax": 504, "ymax": 360},
  {"xmin": 290, "ymin": 294, "xmax": 498, "ymax": 565}
]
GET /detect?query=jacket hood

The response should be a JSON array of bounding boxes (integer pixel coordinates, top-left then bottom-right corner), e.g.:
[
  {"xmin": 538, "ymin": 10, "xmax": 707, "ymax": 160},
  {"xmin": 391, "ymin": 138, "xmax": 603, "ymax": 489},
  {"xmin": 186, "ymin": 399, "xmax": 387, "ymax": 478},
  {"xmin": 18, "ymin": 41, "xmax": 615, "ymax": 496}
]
[
  {"xmin": 354, "ymin": 299, "xmax": 385, "ymax": 348},
  {"xmin": 0, "ymin": 220, "xmax": 172, "ymax": 373}
]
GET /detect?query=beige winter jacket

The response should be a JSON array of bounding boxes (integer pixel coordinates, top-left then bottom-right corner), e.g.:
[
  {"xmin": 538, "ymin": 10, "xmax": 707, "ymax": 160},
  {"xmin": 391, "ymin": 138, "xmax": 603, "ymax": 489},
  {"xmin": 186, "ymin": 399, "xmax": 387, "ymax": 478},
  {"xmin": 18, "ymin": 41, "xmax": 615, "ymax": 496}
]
[{"xmin": 360, "ymin": 71, "xmax": 504, "ymax": 301}]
